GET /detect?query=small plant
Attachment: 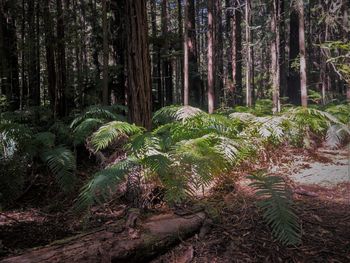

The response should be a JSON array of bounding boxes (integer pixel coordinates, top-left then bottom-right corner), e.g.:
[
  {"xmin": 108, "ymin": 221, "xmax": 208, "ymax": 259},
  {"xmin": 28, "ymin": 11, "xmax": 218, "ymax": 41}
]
[{"xmin": 249, "ymin": 172, "xmax": 301, "ymax": 246}]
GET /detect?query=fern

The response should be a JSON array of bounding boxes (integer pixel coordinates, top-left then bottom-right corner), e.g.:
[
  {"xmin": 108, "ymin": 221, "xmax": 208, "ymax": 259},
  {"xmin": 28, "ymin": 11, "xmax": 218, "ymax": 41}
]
[
  {"xmin": 72, "ymin": 118, "xmax": 105, "ymax": 145},
  {"xmin": 91, "ymin": 121, "xmax": 143, "ymax": 151},
  {"xmin": 41, "ymin": 146, "xmax": 76, "ymax": 192},
  {"xmin": 75, "ymin": 158, "xmax": 138, "ymax": 212},
  {"xmin": 326, "ymin": 123, "xmax": 350, "ymax": 149},
  {"xmin": 249, "ymin": 172, "xmax": 301, "ymax": 246},
  {"xmin": 153, "ymin": 105, "xmax": 205, "ymax": 126}
]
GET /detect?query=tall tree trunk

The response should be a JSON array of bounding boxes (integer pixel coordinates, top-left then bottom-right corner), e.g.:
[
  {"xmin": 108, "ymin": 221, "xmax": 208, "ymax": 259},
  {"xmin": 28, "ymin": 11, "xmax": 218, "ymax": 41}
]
[
  {"xmin": 28, "ymin": 0, "xmax": 40, "ymax": 106},
  {"xmin": 271, "ymin": 0, "xmax": 280, "ymax": 114},
  {"xmin": 177, "ymin": 0, "xmax": 183, "ymax": 104},
  {"xmin": 56, "ymin": 0, "xmax": 67, "ymax": 116},
  {"xmin": 279, "ymin": 0, "xmax": 287, "ymax": 97},
  {"xmin": 161, "ymin": 0, "xmax": 173, "ymax": 106},
  {"xmin": 297, "ymin": 0, "xmax": 307, "ymax": 107},
  {"xmin": 125, "ymin": 0, "xmax": 152, "ymax": 130},
  {"xmin": 245, "ymin": 0, "xmax": 252, "ymax": 107},
  {"xmin": 43, "ymin": 0, "xmax": 57, "ymax": 113},
  {"xmin": 102, "ymin": 0, "xmax": 109, "ymax": 105},
  {"xmin": 214, "ymin": 0, "xmax": 223, "ymax": 108},
  {"xmin": 207, "ymin": 0, "xmax": 215, "ymax": 113},
  {"xmin": 187, "ymin": 0, "xmax": 201, "ymax": 106},
  {"xmin": 0, "ymin": 0, "xmax": 20, "ymax": 110},
  {"xmin": 287, "ymin": 10, "xmax": 300, "ymax": 105},
  {"xmin": 231, "ymin": 0, "xmax": 243, "ymax": 105},
  {"xmin": 183, "ymin": 0, "xmax": 189, "ymax": 106}
]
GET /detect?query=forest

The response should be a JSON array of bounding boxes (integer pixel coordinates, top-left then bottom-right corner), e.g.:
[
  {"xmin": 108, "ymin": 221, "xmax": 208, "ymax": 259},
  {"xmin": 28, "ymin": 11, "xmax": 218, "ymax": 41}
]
[{"xmin": 0, "ymin": 0, "xmax": 349, "ymax": 262}]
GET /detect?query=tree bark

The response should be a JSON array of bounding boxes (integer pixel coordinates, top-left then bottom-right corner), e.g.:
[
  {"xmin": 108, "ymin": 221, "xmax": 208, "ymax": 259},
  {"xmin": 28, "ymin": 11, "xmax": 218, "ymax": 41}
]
[
  {"xmin": 1, "ymin": 212, "xmax": 205, "ymax": 263},
  {"xmin": 102, "ymin": 0, "xmax": 109, "ymax": 105},
  {"xmin": 207, "ymin": 0, "xmax": 215, "ymax": 113},
  {"xmin": 245, "ymin": 0, "xmax": 252, "ymax": 107},
  {"xmin": 161, "ymin": 0, "xmax": 173, "ymax": 106},
  {"xmin": 297, "ymin": 0, "xmax": 307, "ymax": 107},
  {"xmin": 214, "ymin": 0, "xmax": 224, "ymax": 108},
  {"xmin": 125, "ymin": 0, "xmax": 152, "ymax": 130},
  {"xmin": 183, "ymin": 0, "xmax": 189, "ymax": 106},
  {"xmin": 271, "ymin": 0, "xmax": 280, "ymax": 114}
]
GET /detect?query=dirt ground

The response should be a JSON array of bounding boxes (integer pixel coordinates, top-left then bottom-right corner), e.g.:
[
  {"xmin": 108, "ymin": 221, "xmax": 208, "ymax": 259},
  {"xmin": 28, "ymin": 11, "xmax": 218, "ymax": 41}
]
[{"xmin": 1, "ymin": 145, "xmax": 349, "ymax": 262}]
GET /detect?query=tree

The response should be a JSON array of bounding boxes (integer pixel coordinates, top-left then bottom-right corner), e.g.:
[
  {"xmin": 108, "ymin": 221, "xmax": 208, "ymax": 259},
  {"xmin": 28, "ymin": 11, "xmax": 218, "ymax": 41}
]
[
  {"xmin": 207, "ymin": 0, "xmax": 215, "ymax": 113},
  {"xmin": 102, "ymin": 0, "xmax": 109, "ymax": 105},
  {"xmin": 271, "ymin": 0, "xmax": 280, "ymax": 114},
  {"xmin": 297, "ymin": 0, "xmax": 307, "ymax": 107},
  {"xmin": 125, "ymin": 0, "xmax": 152, "ymax": 129},
  {"xmin": 183, "ymin": 0, "xmax": 189, "ymax": 106},
  {"xmin": 245, "ymin": 0, "xmax": 252, "ymax": 107}
]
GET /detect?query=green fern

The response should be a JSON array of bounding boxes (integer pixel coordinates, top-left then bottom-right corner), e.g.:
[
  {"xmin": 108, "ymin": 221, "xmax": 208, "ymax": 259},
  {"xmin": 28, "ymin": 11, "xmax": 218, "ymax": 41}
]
[
  {"xmin": 41, "ymin": 146, "xmax": 76, "ymax": 192},
  {"xmin": 249, "ymin": 172, "xmax": 301, "ymax": 246},
  {"xmin": 91, "ymin": 121, "xmax": 143, "ymax": 151},
  {"xmin": 75, "ymin": 158, "xmax": 138, "ymax": 212},
  {"xmin": 72, "ymin": 118, "xmax": 105, "ymax": 145},
  {"xmin": 153, "ymin": 105, "xmax": 205, "ymax": 126}
]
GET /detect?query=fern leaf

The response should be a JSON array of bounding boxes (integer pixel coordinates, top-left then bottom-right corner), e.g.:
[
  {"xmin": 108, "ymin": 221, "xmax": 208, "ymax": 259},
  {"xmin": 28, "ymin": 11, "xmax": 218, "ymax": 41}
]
[
  {"xmin": 91, "ymin": 121, "xmax": 143, "ymax": 151},
  {"xmin": 249, "ymin": 173, "xmax": 301, "ymax": 246},
  {"xmin": 41, "ymin": 146, "xmax": 76, "ymax": 192}
]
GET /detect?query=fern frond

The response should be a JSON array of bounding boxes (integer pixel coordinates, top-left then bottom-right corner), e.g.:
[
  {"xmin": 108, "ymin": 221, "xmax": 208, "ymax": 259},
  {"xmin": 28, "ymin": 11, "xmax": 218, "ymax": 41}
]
[
  {"xmin": 249, "ymin": 173, "xmax": 301, "ymax": 246},
  {"xmin": 91, "ymin": 121, "xmax": 143, "ymax": 151},
  {"xmin": 70, "ymin": 105, "xmax": 125, "ymax": 129},
  {"xmin": 326, "ymin": 123, "xmax": 350, "ymax": 149},
  {"xmin": 73, "ymin": 118, "xmax": 105, "ymax": 145},
  {"xmin": 75, "ymin": 158, "xmax": 138, "ymax": 212},
  {"xmin": 41, "ymin": 146, "xmax": 76, "ymax": 192},
  {"xmin": 153, "ymin": 105, "xmax": 205, "ymax": 125}
]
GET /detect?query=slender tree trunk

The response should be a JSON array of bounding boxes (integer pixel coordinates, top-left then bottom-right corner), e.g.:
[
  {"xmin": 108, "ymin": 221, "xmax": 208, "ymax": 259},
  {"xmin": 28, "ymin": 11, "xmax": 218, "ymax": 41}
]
[
  {"xmin": 125, "ymin": 0, "xmax": 152, "ymax": 130},
  {"xmin": 56, "ymin": 0, "xmax": 67, "ymax": 116},
  {"xmin": 187, "ymin": 0, "xmax": 201, "ymax": 106},
  {"xmin": 245, "ymin": 0, "xmax": 252, "ymax": 107},
  {"xmin": 43, "ymin": 0, "xmax": 57, "ymax": 113},
  {"xmin": 183, "ymin": 0, "xmax": 189, "ymax": 106},
  {"xmin": 297, "ymin": 0, "xmax": 307, "ymax": 107},
  {"xmin": 177, "ymin": 0, "xmax": 183, "ymax": 103},
  {"xmin": 102, "ymin": 0, "xmax": 109, "ymax": 105},
  {"xmin": 271, "ymin": 0, "xmax": 280, "ymax": 114},
  {"xmin": 207, "ymin": 0, "xmax": 215, "ymax": 113},
  {"xmin": 287, "ymin": 10, "xmax": 300, "ymax": 105},
  {"xmin": 161, "ymin": 0, "xmax": 173, "ymax": 106},
  {"xmin": 232, "ymin": 0, "xmax": 243, "ymax": 105},
  {"xmin": 214, "ymin": 0, "xmax": 223, "ymax": 108}
]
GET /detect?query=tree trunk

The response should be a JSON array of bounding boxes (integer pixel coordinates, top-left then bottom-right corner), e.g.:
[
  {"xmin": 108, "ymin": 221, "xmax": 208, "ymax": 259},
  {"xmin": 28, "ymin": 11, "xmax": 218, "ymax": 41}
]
[
  {"xmin": 183, "ymin": 0, "xmax": 189, "ymax": 106},
  {"xmin": 271, "ymin": 0, "xmax": 280, "ymax": 114},
  {"xmin": 125, "ymin": 0, "xmax": 152, "ymax": 130},
  {"xmin": 214, "ymin": 0, "xmax": 224, "ymax": 108},
  {"xmin": 1, "ymin": 212, "xmax": 205, "ymax": 263},
  {"xmin": 56, "ymin": 0, "xmax": 67, "ymax": 116},
  {"xmin": 297, "ymin": 0, "xmax": 307, "ymax": 107},
  {"xmin": 231, "ymin": 0, "xmax": 243, "ymax": 105},
  {"xmin": 279, "ymin": 0, "xmax": 287, "ymax": 97},
  {"xmin": 207, "ymin": 0, "xmax": 215, "ymax": 114},
  {"xmin": 245, "ymin": 0, "xmax": 252, "ymax": 107},
  {"xmin": 187, "ymin": 0, "xmax": 201, "ymax": 106},
  {"xmin": 161, "ymin": 0, "xmax": 173, "ymax": 106},
  {"xmin": 102, "ymin": 0, "xmax": 109, "ymax": 105},
  {"xmin": 177, "ymin": 0, "xmax": 183, "ymax": 104},
  {"xmin": 287, "ymin": 10, "xmax": 300, "ymax": 105},
  {"xmin": 43, "ymin": 0, "xmax": 57, "ymax": 113}
]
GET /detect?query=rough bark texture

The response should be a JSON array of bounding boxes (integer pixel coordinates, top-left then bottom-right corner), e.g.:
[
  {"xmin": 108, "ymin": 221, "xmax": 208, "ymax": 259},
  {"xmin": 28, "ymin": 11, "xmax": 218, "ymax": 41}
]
[
  {"xmin": 125, "ymin": 0, "xmax": 152, "ymax": 130},
  {"xmin": 1, "ymin": 212, "xmax": 205, "ymax": 263},
  {"xmin": 102, "ymin": 0, "xmax": 109, "ymax": 105},
  {"xmin": 207, "ymin": 0, "xmax": 215, "ymax": 114},
  {"xmin": 271, "ymin": 0, "xmax": 280, "ymax": 114},
  {"xmin": 183, "ymin": 0, "xmax": 189, "ymax": 106},
  {"xmin": 245, "ymin": 0, "xmax": 252, "ymax": 107},
  {"xmin": 297, "ymin": 0, "xmax": 307, "ymax": 107}
]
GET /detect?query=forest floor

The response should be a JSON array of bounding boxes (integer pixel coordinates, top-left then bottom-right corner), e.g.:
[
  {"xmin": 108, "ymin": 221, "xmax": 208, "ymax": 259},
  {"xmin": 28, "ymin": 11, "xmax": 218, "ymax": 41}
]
[{"xmin": 0, "ymin": 145, "xmax": 349, "ymax": 262}]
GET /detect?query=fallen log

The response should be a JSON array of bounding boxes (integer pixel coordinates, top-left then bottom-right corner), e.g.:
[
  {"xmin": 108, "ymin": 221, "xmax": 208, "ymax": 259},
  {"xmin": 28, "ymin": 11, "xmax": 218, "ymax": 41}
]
[{"xmin": 1, "ymin": 212, "xmax": 205, "ymax": 263}]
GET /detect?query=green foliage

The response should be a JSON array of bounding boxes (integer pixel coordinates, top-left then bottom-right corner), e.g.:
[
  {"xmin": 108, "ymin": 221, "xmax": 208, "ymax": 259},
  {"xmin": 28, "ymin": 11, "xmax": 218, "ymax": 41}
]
[
  {"xmin": 91, "ymin": 121, "xmax": 143, "ymax": 151},
  {"xmin": 41, "ymin": 146, "xmax": 76, "ymax": 192},
  {"xmin": 152, "ymin": 105, "xmax": 205, "ymax": 126},
  {"xmin": 249, "ymin": 172, "xmax": 301, "ymax": 246}
]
